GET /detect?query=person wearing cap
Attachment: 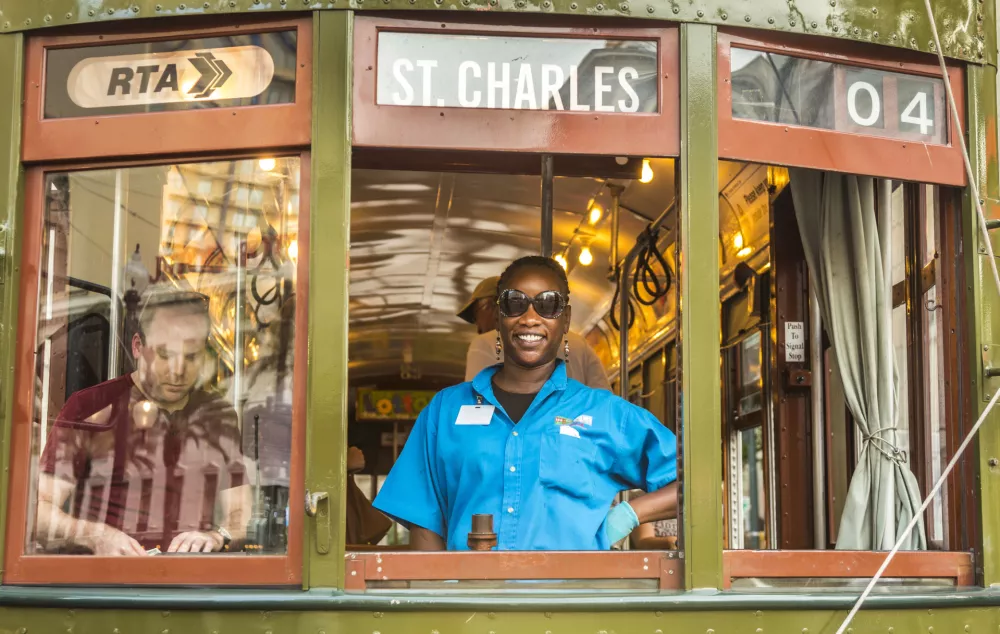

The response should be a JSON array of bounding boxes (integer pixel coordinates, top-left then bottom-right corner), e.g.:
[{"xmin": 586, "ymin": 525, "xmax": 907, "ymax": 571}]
[{"xmin": 457, "ymin": 275, "xmax": 611, "ymax": 390}]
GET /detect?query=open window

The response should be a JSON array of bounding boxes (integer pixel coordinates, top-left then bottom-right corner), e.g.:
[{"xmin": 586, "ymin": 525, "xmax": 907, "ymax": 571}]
[
  {"xmin": 6, "ymin": 18, "xmax": 310, "ymax": 585},
  {"xmin": 715, "ymin": 30, "xmax": 975, "ymax": 588},
  {"xmin": 343, "ymin": 14, "xmax": 683, "ymax": 590}
]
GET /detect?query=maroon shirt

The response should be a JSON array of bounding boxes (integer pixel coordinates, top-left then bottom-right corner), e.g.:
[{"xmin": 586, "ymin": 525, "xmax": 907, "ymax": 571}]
[{"xmin": 39, "ymin": 374, "xmax": 244, "ymax": 552}]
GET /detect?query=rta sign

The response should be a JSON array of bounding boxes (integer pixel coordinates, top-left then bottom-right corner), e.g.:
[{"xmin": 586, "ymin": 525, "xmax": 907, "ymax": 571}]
[
  {"xmin": 66, "ymin": 45, "xmax": 274, "ymax": 108},
  {"xmin": 106, "ymin": 52, "xmax": 233, "ymax": 99}
]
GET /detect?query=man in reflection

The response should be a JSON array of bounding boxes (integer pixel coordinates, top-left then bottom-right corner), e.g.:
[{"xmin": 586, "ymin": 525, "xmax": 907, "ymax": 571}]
[
  {"xmin": 35, "ymin": 288, "xmax": 248, "ymax": 556},
  {"xmin": 458, "ymin": 276, "xmax": 612, "ymax": 390}
]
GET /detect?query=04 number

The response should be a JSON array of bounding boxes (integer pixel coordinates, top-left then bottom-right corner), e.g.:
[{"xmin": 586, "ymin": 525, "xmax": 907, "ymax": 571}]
[{"xmin": 847, "ymin": 80, "xmax": 934, "ymax": 135}]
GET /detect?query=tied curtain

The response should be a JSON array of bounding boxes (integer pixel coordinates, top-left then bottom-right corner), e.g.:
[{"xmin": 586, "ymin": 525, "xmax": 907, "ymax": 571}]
[{"xmin": 789, "ymin": 169, "xmax": 926, "ymax": 551}]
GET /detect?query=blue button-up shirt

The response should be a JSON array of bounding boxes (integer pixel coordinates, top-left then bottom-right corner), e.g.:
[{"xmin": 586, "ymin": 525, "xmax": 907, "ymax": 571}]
[{"xmin": 373, "ymin": 361, "xmax": 677, "ymax": 550}]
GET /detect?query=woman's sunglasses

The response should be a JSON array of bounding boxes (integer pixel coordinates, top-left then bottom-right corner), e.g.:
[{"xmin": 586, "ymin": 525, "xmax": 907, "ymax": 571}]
[{"xmin": 497, "ymin": 289, "xmax": 568, "ymax": 320}]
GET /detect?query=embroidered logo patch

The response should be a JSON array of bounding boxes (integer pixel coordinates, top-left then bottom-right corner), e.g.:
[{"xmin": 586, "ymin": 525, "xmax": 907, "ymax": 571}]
[
  {"xmin": 573, "ymin": 415, "xmax": 593, "ymax": 427},
  {"xmin": 555, "ymin": 416, "xmax": 573, "ymax": 426}
]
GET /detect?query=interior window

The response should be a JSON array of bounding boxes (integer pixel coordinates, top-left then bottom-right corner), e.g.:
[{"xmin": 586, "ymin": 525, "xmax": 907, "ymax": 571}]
[{"xmin": 27, "ymin": 157, "xmax": 299, "ymax": 557}]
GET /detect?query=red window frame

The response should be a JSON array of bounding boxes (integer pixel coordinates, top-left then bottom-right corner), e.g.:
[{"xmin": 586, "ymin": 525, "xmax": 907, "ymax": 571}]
[
  {"xmin": 7, "ymin": 17, "xmax": 312, "ymax": 585},
  {"xmin": 22, "ymin": 17, "xmax": 312, "ymax": 163},
  {"xmin": 352, "ymin": 15, "xmax": 680, "ymax": 157},
  {"xmin": 717, "ymin": 29, "xmax": 966, "ymax": 186}
]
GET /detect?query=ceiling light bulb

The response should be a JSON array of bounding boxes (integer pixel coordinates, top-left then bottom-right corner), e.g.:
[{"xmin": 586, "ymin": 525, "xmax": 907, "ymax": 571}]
[
  {"xmin": 258, "ymin": 157, "xmax": 276, "ymax": 171},
  {"xmin": 554, "ymin": 254, "xmax": 568, "ymax": 270},
  {"xmin": 588, "ymin": 205, "xmax": 603, "ymax": 225},
  {"xmin": 737, "ymin": 246, "xmax": 753, "ymax": 258},
  {"xmin": 639, "ymin": 159, "xmax": 654, "ymax": 184},
  {"xmin": 733, "ymin": 232, "xmax": 744, "ymax": 250},
  {"xmin": 578, "ymin": 246, "xmax": 594, "ymax": 266},
  {"xmin": 288, "ymin": 239, "xmax": 298, "ymax": 262}
]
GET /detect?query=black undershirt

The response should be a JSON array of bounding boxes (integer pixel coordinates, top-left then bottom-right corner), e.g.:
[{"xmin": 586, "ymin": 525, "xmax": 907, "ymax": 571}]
[{"xmin": 492, "ymin": 380, "xmax": 538, "ymax": 424}]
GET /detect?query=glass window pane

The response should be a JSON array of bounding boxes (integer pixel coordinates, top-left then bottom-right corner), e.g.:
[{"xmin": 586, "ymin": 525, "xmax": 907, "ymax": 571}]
[
  {"xmin": 44, "ymin": 32, "xmax": 298, "ymax": 119},
  {"xmin": 730, "ymin": 48, "xmax": 947, "ymax": 145},
  {"xmin": 29, "ymin": 157, "xmax": 300, "ymax": 557},
  {"xmin": 740, "ymin": 426, "xmax": 766, "ymax": 549}
]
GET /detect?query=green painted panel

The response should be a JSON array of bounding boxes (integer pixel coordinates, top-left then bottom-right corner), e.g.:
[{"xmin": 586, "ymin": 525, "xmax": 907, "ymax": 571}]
[
  {"xmin": 2, "ymin": 605, "xmax": 1000, "ymax": 633},
  {"xmin": 0, "ymin": 32, "xmax": 24, "ymax": 580},
  {"xmin": 679, "ymin": 22, "xmax": 723, "ymax": 590},
  {"xmin": 304, "ymin": 10, "xmax": 352, "ymax": 589},
  {"xmin": 0, "ymin": 0, "xmax": 991, "ymax": 64}
]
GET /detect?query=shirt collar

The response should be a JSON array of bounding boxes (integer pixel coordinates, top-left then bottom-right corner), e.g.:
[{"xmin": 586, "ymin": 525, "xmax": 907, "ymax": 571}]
[{"xmin": 471, "ymin": 359, "xmax": 568, "ymax": 408}]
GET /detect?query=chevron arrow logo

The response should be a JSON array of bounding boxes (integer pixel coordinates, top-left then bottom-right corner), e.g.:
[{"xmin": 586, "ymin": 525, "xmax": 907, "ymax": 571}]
[{"xmin": 187, "ymin": 52, "xmax": 233, "ymax": 99}]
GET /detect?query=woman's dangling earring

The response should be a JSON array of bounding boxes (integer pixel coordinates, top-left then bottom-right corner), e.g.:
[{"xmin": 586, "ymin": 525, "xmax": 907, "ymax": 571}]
[
  {"xmin": 564, "ymin": 337, "xmax": 570, "ymax": 362},
  {"xmin": 496, "ymin": 333, "xmax": 502, "ymax": 361}
]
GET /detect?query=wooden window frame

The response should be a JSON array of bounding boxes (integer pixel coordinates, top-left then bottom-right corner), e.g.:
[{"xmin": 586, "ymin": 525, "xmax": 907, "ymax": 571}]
[
  {"xmin": 21, "ymin": 17, "xmax": 312, "ymax": 163},
  {"xmin": 352, "ymin": 15, "xmax": 680, "ymax": 157},
  {"xmin": 344, "ymin": 551, "xmax": 682, "ymax": 590},
  {"xmin": 717, "ymin": 29, "xmax": 966, "ymax": 186},
  {"xmin": 4, "ymin": 151, "xmax": 310, "ymax": 586}
]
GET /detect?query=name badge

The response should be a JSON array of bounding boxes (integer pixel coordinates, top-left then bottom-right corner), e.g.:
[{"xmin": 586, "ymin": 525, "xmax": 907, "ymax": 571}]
[{"xmin": 455, "ymin": 404, "xmax": 495, "ymax": 426}]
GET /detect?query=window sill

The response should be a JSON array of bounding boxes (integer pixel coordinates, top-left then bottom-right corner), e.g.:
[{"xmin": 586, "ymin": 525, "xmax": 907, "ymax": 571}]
[{"xmin": 0, "ymin": 585, "xmax": 996, "ymax": 612}]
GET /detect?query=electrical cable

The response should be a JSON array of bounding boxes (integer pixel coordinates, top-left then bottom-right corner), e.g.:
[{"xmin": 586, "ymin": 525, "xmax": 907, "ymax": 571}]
[{"xmin": 833, "ymin": 3, "xmax": 1000, "ymax": 631}]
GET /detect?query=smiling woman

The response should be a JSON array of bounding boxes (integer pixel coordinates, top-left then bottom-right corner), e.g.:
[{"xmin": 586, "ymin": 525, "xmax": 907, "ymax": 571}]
[{"xmin": 372, "ymin": 255, "xmax": 679, "ymax": 551}]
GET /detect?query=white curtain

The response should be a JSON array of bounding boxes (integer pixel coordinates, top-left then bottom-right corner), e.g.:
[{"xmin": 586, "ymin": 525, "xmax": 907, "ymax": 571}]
[{"xmin": 789, "ymin": 169, "xmax": 926, "ymax": 551}]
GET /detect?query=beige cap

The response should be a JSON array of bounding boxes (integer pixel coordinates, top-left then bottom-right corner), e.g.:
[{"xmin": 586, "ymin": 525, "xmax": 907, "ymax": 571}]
[{"xmin": 456, "ymin": 276, "xmax": 499, "ymax": 325}]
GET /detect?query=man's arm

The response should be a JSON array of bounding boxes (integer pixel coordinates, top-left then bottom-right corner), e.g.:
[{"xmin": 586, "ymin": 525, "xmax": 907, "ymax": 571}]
[
  {"xmin": 574, "ymin": 334, "xmax": 611, "ymax": 391},
  {"xmin": 35, "ymin": 473, "xmax": 145, "ymax": 556}
]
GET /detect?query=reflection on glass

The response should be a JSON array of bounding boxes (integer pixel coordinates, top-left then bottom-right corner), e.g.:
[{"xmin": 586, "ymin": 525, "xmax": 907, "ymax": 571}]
[
  {"xmin": 376, "ymin": 32, "xmax": 658, "ymax": 113},
  {"xmin": 29, "ymin": 158, "xmax": 300, "ymax": 556},
  {"xmin": 740, "ymin": 426, "xmax": 766, "ymax": 549},
  {"xmin": 738, "ymin": 331, "xmax": 763, "ymax": 417},
  {"xmin": 44, "ymin": 32, "xmax": 297, "ymax": 119},
  {"xmin": 730, "ymin": 47, "xmax": 947, "ymax": 144}
]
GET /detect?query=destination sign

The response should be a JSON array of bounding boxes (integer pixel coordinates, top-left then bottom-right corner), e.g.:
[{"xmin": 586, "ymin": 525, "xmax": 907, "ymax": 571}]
[
  {"xmin": 730, "ymin": 47, "xmax": 947, "ymax": 145},
  {"xmin": 44, "ymin": 32, "xmax": 296, "ymax": 119},
  {"xmin": 376, "ymin": 32, "xmax": 658, "ymax": 113}
]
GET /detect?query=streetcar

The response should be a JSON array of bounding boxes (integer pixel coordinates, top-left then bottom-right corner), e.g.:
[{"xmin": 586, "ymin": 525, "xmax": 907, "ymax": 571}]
[{"xmin": 0, "ymin": 0, "xmax": 997, "ymax": 631}]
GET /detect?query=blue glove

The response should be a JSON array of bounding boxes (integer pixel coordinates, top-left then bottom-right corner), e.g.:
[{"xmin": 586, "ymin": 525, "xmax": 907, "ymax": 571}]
[{"xmin": 605, "ymin": 501, "xmax": 640, "ymax": 545}]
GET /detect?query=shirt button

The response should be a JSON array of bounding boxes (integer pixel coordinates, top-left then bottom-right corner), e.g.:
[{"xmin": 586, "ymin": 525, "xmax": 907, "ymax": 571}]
[
  {"xmin": 509, "ymin": 466, "xmax": 516, "ymax": 472},
  {"xmin": 512, "ymin": 431, "xmax": 518, "ymax": 437},
  {"xmin": 507, "ymin": 507, "xmax": 514, "ymax": 514}
]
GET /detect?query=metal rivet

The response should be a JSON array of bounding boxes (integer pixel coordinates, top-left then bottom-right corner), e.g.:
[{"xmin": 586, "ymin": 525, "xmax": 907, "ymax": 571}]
[
  {"xmin": 802, "ymin": 630, "xmax": 809, "ymax": 634},
  {"xmin": 107, "ymin": 8, "xmax": 114, "ymax": 13},
  {"xmin": 24, "ymin": 18, "xmax": 32, "ymax": 25},
  {"xmin": 892, "ymin": 33, "xmax": 898, "ymax": 39},
  {"xmin": 205, "ymin": 2, "xmax": 210, "ymax": 6},
  {"xmin": 44, "ymin": 14, "xmax": 52, "ymax": 21},
  {"xmin": 965, "ymin": 626, "xmax": 971, "ymax": 632},
  {"xmin": 872, "ymin": 6, "xmax": 877, "ymax": 12},
  {"xmin": 832, "ymin": 25, "xmax": 839, "ymax": 31},
  {"xmin": 156, "ymin": 4, "xmax": 163, "ymax": 9},
  {"xmin": 744, "ymin": 15, "xmax": 750, "ymax": 21},
  {"xmin": 179, "ymin": 3, "xmax": 186, "ymax": 8},
  {"xmin": 620, "ymin": 3, "xmax": 629, "ymax": 11},
  {"xmin": 811, "ymin": 21, "xmax": 817, "ymax": 27},
  {"xmin": 672, "ymin": 6, "xmax": 679, "ymax": 12},
  {"xmin": 757, "ymin": 630, "xmax": 763, "ymax": 634},
  {"xmin": 790, "ymin": 19, "xmax": 796, "ymax": 25},
  {"xmin": 767, "ymin": 17, "xmax": 774, "ymax": 23},
  {"xmin": 928, "ymin": 627, "xmax": 934, "ymax": 633},
  {"xmin": 596, "ymin": 3, "xmax": 604, "ymax": 9},
  {"xmin": 351, "ymin": 570, "xmax": 357, "ymax": 576},
  {"xmin": 989, "ymin": 458, "xmax": 997, "ymax": 467},
  {"xmin": 720, "ymin": 12, "xmax": 727, "ymax": 19},
  {"xmin": 570, "ymin": 2, "xmax": 578, "ymax": 7},
  {"xmin": 88, "ymin": 9, "xmax": 95, "ymax": 15},
  {"xmin": 874, "ymin": 31, "xmax": 879, "ymax": 38}
]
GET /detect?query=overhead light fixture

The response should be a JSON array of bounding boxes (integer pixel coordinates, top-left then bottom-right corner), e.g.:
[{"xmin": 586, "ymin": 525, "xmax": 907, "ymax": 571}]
[
  {"xmin": 578, "ymin": 245, "xmax": 594, "ymax": 266},
  {"xmin": 737, "ymin": 246, "xmax": 753, "ymax": 258},
  {"xmin": 554, "ymin": 253, "xmax": 568, "ymax": 270},
  {"xmin": 639, "ymin": 159, "xmax": 654, "ymax": 184},
  {"xmin": 588, "ymin": 204, "xmax": 603, "ymax": 225},
  {"xmin": 288, "ymin": 239, "xmax": 299, "ymax": 262},
  {"xmin": 258, "ymin": 157, "xmax": 276, "ymax": 171},
  {"xmin": 733, "ymin": 232, "xmax": 745, "ymax": 250}
]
